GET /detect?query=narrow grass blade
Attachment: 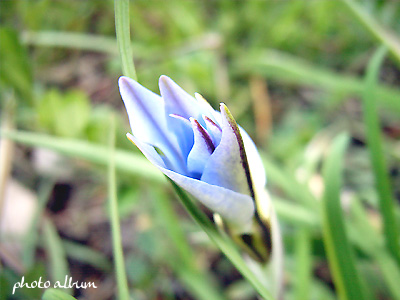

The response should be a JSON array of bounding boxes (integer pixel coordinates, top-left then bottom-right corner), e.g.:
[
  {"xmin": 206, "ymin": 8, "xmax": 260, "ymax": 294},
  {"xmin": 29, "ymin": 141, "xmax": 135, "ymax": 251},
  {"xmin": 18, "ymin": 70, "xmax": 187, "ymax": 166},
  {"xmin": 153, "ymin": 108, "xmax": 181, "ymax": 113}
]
[
  {"xmin": 43, "ymin": 218, "xmax": 71, "ymax": 294},
  {"xmin": 261, "ymin": 153, "xmax": 317, "ymax": 208},
  {"xmin": 107, "ymin": 117, "xmax": 131, "ymax": 300},
  {"xmin": 114, "ymin": 0, "xmax": 137, "ymax": 80},
  {"xmin": 349, "ymin": 197, "xmax": 400, "ymax": 299},
  {"xmin": 362, "ymin": 46, "xmax": 400, "ymax": 266},
  {"xmin": 340, "ymin": 0, "xmax": 400, "ymax": 65},
  {"xmin": 42, "ymin": 288, "xmax": 77, "ymax": 300},
  {"xmin": 238, "ymin": 50, "xmax": 400, "ymax": 114},
  {"xmin": 21, "ymin": 31, "xmax": 119, "ymax": 55},
  {"xmin": 151, "ymin": 189, "xmax": 227, "ymax": 300},
  {"xmin": 321, "ymin": 133, "xmax": 368, "ymax": 300},
  {"xmin": 62, "ymin": 241, "xmax": 112, "ymax": 273},
  {"xmin": 0, "ymin": 130, "xmax": 164, "ymax": 182},
  {"xmin": 169, "ymin": 179, "xmax": 275, "ymax": 300},
  {"xmin": 294, "ymin": 228, "xmax": 312, "ymax": 300}
]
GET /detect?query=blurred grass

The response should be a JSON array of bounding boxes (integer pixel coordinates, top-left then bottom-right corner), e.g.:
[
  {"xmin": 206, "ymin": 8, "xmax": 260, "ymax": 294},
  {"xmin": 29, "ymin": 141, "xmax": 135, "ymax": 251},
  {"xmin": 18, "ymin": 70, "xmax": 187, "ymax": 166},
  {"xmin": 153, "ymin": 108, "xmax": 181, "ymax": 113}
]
[
  {"xmin": 321, "ymin": 133, "xmax": 368, "ymax": 300},
  {"xmin": 1, "ymin": 0, "xmax": 400, "ymax": 299},
  {"xmin": 362, "ymin": 46, "xmax": 400, "ymax": 266},
  {"xmin": 107, "ymin": 116, "xmax": 130, "ymax": 300}
]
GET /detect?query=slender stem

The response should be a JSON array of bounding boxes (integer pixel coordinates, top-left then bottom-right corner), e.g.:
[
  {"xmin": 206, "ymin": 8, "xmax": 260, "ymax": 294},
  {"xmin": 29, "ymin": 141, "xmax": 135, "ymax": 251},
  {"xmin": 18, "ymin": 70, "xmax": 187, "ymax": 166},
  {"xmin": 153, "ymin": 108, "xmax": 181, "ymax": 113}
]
[
  {"xmin": 362, "ymin": 46, "xmax": 400, "ymax": 266},
  {"xmin": 108, "ymin": 116, "xmax": 131, "ymax": 300},
  {"xmin": 114, "ymin": 0, "xmax": 137, "ymax": 80}
]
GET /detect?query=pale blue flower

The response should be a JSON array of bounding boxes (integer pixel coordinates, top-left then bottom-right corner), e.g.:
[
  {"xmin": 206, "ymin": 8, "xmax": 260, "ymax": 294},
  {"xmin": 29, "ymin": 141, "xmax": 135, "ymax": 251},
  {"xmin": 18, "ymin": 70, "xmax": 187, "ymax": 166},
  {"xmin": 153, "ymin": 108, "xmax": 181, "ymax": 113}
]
[{"xmin": 118, "ymin": 75, "xmax": 269, "ymax": 234}]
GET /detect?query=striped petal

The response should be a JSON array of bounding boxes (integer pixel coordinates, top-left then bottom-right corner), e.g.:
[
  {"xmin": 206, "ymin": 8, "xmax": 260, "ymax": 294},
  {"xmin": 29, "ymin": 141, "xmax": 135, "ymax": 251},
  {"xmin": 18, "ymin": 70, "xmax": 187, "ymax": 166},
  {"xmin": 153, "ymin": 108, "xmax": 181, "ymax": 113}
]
[
  {"xmin": 187, "ymin": 118, "xmax": 215, "ymax": 178},
  {"xmin": 119, "ymin": 76, "xmax": 185, "ymax": 173},
  {"xmin": 201, "ymin": 104, "xmax": 253, "ymax": 197}
]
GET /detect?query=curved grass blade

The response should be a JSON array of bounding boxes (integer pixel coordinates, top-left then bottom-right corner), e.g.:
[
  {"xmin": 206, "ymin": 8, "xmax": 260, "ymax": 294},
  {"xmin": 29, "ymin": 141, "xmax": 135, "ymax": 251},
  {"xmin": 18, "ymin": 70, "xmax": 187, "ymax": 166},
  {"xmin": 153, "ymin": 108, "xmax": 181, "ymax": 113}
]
[
  {"xmin": 362, "ymin": 46, "xmax": 400, "ymax": 266},
  {"xmin": 321, "ymin": 133, "xmax": 369, "ymax": 300},
  {"xmin": 340, "ymin": 0, "xmax": 400, "ymax": 65}
]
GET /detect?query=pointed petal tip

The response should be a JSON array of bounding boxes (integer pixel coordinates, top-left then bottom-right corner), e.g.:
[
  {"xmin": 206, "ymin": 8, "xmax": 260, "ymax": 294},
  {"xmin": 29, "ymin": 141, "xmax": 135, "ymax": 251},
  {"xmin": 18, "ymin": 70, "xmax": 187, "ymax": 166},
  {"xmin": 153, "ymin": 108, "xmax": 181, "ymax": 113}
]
[
  {"xmin": 118, "ymin": 76, "xmax": 132, "ymax": 87},
  {"xmin": 159, "ymin": 75, "xmax": 172, "ymax": 85}
]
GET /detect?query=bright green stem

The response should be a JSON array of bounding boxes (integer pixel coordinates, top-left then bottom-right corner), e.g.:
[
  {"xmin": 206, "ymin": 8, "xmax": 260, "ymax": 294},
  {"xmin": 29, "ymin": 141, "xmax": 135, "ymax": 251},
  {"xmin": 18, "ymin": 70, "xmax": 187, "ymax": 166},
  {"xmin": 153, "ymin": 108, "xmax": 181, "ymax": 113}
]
[
  {"xmin": 114, "ymin": 0, "xmax": 137, "ymax": 80},
  {"xmin": 362, "ymin": 46, "xmax": 400, "ymax": 266},
  {"xmin": 340, "ymin": 0, "xmax": 400, "ymax": 65},
  {"xmin": 108, "ymin": 116, "xmax": 131, "ymax": 300}
]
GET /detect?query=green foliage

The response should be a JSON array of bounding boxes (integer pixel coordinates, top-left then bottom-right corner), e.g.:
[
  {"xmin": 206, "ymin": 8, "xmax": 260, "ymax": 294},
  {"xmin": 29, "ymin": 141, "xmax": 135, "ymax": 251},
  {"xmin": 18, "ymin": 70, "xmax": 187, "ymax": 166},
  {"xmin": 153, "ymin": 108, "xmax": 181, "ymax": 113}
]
[
  {"xmin": 42, "ymin": 289, "xmax": 77, "ymax": 300},
  {"xmin": 0, "ymin": 27, "xmax": 33, "ymax": 103},
  {"xmin": 37, "ymin": 89, "xmax": 90, "ymax": 138},
  {"xmin": 1, "ymin": 0, "xmax": 400, "ymax": 299}
]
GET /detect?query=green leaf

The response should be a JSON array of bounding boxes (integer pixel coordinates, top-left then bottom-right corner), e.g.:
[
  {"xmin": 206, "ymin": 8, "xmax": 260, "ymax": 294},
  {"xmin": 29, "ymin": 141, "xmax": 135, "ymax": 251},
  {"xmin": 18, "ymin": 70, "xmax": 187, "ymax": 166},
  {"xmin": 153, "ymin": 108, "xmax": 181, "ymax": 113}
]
[
  {"xmin": 42, "ymin": 288, "xmax": 77, "ymax": 300},
  {"xmin": 0, "ymin": 27, "xmax": 33, "ymax": 103},
  {"xmin": 362, "ymin": 46, "xmax": 400, "ymax": 266},
  {"xmin": 321, "ymin": 133, "xmax": 369, "ymax": 300},
  {"xmin": 37, "ymin": 89, "xmax": 91, "ymax": 138}
]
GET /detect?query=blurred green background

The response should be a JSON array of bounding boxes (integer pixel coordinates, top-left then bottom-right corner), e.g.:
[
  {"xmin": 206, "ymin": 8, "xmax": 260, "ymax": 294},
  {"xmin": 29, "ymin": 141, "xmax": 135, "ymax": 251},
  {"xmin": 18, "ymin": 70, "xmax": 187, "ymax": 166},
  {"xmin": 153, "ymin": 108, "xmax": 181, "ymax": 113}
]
[{"xmin": 1, "ymin": 0, "xmax": 400, "ymax": 299}]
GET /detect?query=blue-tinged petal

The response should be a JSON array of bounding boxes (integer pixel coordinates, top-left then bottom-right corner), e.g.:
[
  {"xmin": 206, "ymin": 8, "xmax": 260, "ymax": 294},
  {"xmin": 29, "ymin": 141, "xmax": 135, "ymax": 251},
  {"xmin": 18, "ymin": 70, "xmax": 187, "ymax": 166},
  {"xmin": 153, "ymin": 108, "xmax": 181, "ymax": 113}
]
[
  {"xmin": 128, "ymin": 131, "xmax": 254, "ymax": 230},
  {"xmin": 159, "ymin": 76, "xmax": 208, "ymax": 122},
  {"xmin": 126, "ymin": 133, "xmax": 167, "ymax": 169},
  {"xmin": 119, "ymin": 76, "xmax": 186, "ymax": 173},
  {"xmin": 201, "ymin": 104, "xmax": 253, "ymax": 197},
  {"xmin": 168, "ymin": 114, "xmax": 194, "ymax": 159},
  {"xmin": 161, "ymin": 167, "xmax": 255, "ymax": 231},
  {"xmin": 195, "ymin": 93, "xmax": 220, "ymax": 124},
  {"xmin": 187, "ymin": 118, "xmax": 215, "ymax": 178},
  {"xmin": 203, "ymin": 115, "xmax": 222, "ymax": 146}
]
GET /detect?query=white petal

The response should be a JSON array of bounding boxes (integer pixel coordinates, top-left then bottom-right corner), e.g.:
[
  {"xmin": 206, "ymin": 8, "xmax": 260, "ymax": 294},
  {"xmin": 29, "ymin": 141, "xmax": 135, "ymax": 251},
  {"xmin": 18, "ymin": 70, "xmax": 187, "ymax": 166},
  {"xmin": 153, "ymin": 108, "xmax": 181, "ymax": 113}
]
[{"xmin": 201, "ymin": 104, "xmax": 252, "ymax": 196}]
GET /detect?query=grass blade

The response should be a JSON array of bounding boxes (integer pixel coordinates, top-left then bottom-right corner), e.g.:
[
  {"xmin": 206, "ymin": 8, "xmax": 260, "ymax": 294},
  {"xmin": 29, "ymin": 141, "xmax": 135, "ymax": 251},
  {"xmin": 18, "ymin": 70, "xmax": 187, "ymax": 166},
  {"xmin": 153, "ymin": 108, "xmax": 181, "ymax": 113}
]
[
  {"xmin": 21, "ymin": 31, "xmax": 119, "ymax": 55},
  {"xmin": 238, "ymin": 50, "xmax": 400, "ymax": 114},
  {"xmin": 114, "ymin": 0, "xmax": 137, "ymax": 80},
  {"xmin": 321, "ymin": 133, "xmax": 368, "ymax": 300},
  {"xmin": 151, "ymin": 189, "xmax": 227, "ymax": 300},
  {"xmin": 362, "ymin": 46, "xmax": 400, "ymax": 265},
  {"xmin": 107, "ymin": 117, "xmax": 131, "ymax": 300},
  {"xmin": 340, "ymin": 0, "xmax": 400, "ymax": 65},
  {"xmin": 43, "ymin": 218, "xmax": 71, "ymax": 294},
  {"xmin": 42, "ymin": 288, "xmax": 77, "ymax": 300},
  {"xmin": 294, "ymin": 228, "xmax": 312, "ymax": 300},
  {"xmin": 0, "ymin": 130, "xmax": 163, "ymax": 182}
]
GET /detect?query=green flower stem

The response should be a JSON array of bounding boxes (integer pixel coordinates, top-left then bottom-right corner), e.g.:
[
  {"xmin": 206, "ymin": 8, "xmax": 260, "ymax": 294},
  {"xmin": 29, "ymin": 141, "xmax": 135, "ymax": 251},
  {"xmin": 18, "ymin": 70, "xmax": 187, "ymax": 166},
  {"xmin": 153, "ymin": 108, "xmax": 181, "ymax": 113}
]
[
  {"xmin": 362, "ymin": 46, "xmax": 400, "ymax": 266},
  {"xmin": 108, "ymin": 116, "xmax": 131, "ymax": 300},
  {"xmin": 114, "ymin": 0, "xmax": 137, "ymax": 80}
]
